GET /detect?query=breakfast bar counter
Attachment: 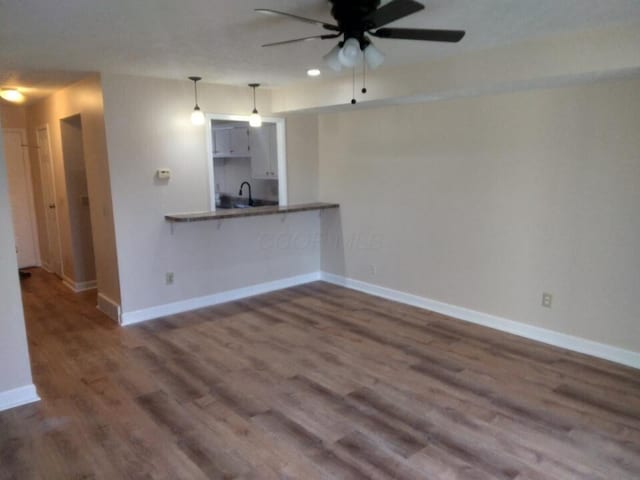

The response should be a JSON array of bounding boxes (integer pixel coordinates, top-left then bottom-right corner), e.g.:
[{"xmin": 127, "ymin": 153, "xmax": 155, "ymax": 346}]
[{"xmin": 165, "ymin": 202, "xmax": 339, "ymax": 223}]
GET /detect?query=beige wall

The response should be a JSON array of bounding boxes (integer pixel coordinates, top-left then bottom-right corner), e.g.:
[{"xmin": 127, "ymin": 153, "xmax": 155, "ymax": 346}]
[
  {"xmin": 26, "ymin": 75, "xmax": 120, "ymax": 302},
  {"xmin": 0, "ymin": 127, "xmax": 34, "ymax": 393},
  {"xmin": 101, "ymin": 74, "xmax": 321, "ymax": 315},
  {"xmin": 0, "ymin": 104, "xmax": 28, "ymax": 129},
  {"xmin": 319, "ymin": 75, "xmax": 640, "ymax": 353},
  {"xmin": 60, "ymin": 115, "xmax": 96, "ymax": 283},
  {"xmin": 285, "ymin": 114, "xmax": 319, "ymax": 204}
]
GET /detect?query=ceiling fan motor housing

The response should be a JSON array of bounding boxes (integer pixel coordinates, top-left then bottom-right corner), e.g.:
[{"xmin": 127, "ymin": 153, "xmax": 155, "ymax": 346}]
[{"xmin": 330, "ymin": 0, "xmax": 381, "ymax": 41}]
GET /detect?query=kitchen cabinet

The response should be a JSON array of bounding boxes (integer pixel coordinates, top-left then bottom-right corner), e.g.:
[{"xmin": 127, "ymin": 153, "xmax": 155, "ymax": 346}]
[
  {"xmin": 213, "ymin": 126, "xmax": 250, "ymax": 157},
  {"xmin": 249, "ymin": 123, "xmax": 278, "ymax": 179}
]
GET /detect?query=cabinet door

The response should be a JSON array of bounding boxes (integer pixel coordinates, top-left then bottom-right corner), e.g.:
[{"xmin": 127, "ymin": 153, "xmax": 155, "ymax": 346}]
[
  {"xmin": 267, "ymin": 124, "xmax": 278, "ymax": 179},
  {"xmin": 249, "ymin": 127, "xmax": 271, "ymax": 179},
  {"xmin": 213, "ymin": 129, "xmax": 231, "ymax": 156},
  {"xmin": 230, "ymin": 127, "xmax": 250, "ymax": 156}
]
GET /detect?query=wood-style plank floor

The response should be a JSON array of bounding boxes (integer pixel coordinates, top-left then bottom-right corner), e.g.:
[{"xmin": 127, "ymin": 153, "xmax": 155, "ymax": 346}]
[{"xmin": 2, "ymin": 268, "xmax": 640, "ymax": 479}]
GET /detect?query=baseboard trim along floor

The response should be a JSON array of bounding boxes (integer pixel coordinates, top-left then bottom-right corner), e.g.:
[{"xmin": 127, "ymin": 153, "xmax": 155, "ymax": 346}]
[
  {"xmin": 115, "ymin": 269, "xmax": 639, "ymax": 369},
  {"xmin": 321, "ymin": 272, "xmax": 640, "ymax": 370},
  {"xmin": 98, "ymin": 292, "xmax": 122, "ymax": 323},
  {"xmin": 63, "ymin": 275, "xmax": 97, "ymax": 293},
  {"xmin": 120, "ymin": 272, "xmax": 323, "ymax": 326},
  {"xmin": 0, "ymin": 384, "xmax": 40, "ymax": 412}
]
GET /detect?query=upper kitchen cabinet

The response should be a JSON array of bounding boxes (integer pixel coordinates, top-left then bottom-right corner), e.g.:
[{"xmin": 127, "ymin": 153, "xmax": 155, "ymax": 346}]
[
  {"xmin": 213, "ymin": 125, "xmax": 250, "ymax": 157},
  {"xmin": 250, "ymin": 123, "xmax": 278, "ymax": 179}
]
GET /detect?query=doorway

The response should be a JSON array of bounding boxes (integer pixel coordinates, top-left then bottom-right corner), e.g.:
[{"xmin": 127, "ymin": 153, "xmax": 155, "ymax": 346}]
[
  {"xmin": 60, "ymin": 114, "xmax": 96, "ymax": 290},
  {"xmin": 2, "ymin": 128, "xmax": 40, "ymax": 268},
  {"xmin": 36, "ymin": 124, "xmax": 63, "ymax": 276}
]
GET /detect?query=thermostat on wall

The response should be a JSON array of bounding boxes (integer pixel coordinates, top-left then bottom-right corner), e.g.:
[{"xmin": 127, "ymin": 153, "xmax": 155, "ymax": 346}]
[{"xmin": 157, "ymin": 168, "xmax": 171, "ymax": 180}]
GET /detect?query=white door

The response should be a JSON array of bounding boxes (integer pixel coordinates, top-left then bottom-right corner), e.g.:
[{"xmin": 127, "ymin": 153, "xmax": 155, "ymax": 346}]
[
  {"xmin": 36, "ymin": 125, "xmax": 62, "ymax": 276},
  {"xmin": 3, "ymin": 129, "xmax": 39, "ymax": 268}
]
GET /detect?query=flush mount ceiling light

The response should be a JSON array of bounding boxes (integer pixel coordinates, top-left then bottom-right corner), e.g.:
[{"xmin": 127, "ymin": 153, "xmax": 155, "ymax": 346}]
[
  {"xmin": 256, "ymin": 0, "xmax": 465, "ymax": 104},
  {"xmin": 248, "ymin": 83, "xmax": 262, "ymax": 128},
  {"xmin": 188, "ymin": 76, "xmax": 205, "ymax": 125},
  {"xmin": 307, "ymin": 68, "xmax": 321, "ymax": 77},
  {"xmin": 0, "ymin": 88, "xmax": 25, "ymax": 103}
]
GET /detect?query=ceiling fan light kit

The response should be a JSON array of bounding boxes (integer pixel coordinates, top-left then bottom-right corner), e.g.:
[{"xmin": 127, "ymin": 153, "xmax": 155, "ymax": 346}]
[
  {"xmin": 257, "ymin": 0, "xmax": 465, "ymax": 104},
  {"xmin": 363, "ymin": 42, "xmax": 385, "ymax": 70},
  {"xmin": 323, "ymin": 44, "xmax": 343, "ymax": 72},
  {"xmin": 338, "ymin": 38, "xmax": 362, "ymax": 68}
]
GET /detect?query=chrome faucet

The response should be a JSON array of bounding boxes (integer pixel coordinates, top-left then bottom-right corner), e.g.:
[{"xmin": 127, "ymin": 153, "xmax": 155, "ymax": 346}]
[{"xmin": 238, "ymin": 181, "xmax": 254, "ymax": 206}]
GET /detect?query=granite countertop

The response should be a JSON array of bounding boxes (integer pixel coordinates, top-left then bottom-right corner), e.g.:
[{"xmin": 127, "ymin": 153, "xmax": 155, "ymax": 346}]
[{"xmin": 165, "ymin": 202, "xmax": 339, "ymax": 223}]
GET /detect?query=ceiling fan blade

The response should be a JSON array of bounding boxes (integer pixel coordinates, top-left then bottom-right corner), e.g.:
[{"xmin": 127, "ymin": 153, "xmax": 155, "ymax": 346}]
[
  {"xmin": 372, "ymin": 28, "xmax": 466, "ymax": 42},
  {"xmin": 255, "ymin": 8, "xmax": 340, "ymax": 32},
  {"xmin": 363, "ymin": 0, "xmax": 425, "ymax": 29},
  {"xmin": 262, "ymin": 33, "xmax": 341, "ymax": 47}
]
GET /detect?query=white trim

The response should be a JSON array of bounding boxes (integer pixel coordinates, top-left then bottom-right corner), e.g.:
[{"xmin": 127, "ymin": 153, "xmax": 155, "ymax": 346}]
[
  {"xmin": 321, "ymin": 272, "xmax": 640, "ymax": 370},
  {"xmin": 204, "ymin": 113, "xmax": 288, "ymax": 210},
  {"xmin": 121, "ymin": 272, "xmax": 321, "ymax": 326},
  {"xmin": 97, "ymin": 292, "xmax": 121, "ymax": 323},
  {"xmin": 0, "ymin": 384, "xmax": 40, "ymax": 412},
  {"xmin": 62, "ymin": 275, "xmax": 97, "ymax": 292}
]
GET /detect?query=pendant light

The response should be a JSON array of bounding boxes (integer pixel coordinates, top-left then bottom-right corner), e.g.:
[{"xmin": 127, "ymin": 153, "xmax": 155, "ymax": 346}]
[
  {"xmin": 248, "ymin": 83, "xmax": 262, "ymax": 128},
  {"xmin": 189, "ymin": 76, "xmax": 205, "ymax": 125}
]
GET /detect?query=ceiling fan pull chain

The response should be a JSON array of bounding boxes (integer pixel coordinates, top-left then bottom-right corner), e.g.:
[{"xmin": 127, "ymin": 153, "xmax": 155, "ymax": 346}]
[
  {"xmin": 351, "ymin": 66, "xmax": 357, "ymax": 104},
  {"xmin": 362, "ymin": 56, "xmax": 367, "ymax": 94}
]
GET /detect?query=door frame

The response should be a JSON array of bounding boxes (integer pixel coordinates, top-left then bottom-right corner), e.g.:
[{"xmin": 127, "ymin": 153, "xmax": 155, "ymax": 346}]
[
  {"xmin": 204, "ymin": 113, "xmax": 288, "ymax": 211},
  {"xmin": 3, "ymin": 128, "xmax": 41, "ymax": 267},
  {"xmin": 36, "ymin": 124, "xmax": 63, "ymax": 276}
]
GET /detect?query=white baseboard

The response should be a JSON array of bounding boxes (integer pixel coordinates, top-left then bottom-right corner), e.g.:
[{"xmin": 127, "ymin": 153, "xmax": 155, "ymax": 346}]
[
  {"xmin": 0, "ymin": 384, "xmax": 40, "ymax": 412},
  {"xmin": 98, "ymin": 292, "xmax": 121, "ymax": 323},
  {"xmin": 63, "ymin": 275, "xmax": 97, "ymax": 293},
  {"xmin": 321, "ymin": 272, "xmax": 640, "ymax": 370},
  {"xmin": 120, "ymin": 272, "xmax": 322, "ymax": 326}
]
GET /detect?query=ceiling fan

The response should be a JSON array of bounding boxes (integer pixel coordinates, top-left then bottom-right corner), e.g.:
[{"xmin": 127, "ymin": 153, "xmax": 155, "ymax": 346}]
[{"xmin": 256, "ymin": 0, "xmax": 466, "ymax": 72}]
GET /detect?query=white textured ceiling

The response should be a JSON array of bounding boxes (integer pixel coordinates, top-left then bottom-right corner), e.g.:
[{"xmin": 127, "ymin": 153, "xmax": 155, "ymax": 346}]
[{"xmin": 1, "ymin": 0, "xmax": 640, "ymax": 100}]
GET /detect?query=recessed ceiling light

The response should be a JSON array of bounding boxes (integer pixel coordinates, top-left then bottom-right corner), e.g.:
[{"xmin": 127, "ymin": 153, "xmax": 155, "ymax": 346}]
[
  {"xmin": 307, "ymin": 69, "xmax": 321, "ymax": 77},
  {"xmin": 0, "ymin": 88, "xmax": 25, "ymax": 103}
]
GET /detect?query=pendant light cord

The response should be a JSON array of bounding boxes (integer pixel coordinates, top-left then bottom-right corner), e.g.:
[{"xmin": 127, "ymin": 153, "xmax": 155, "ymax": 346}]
[
  {"xmin": 193, "ymin": 79, "xmax": 199, "ymax": 108},
  {"xmin": 253, "ymin": 86, "xmax": 257, "ymax": 112}
]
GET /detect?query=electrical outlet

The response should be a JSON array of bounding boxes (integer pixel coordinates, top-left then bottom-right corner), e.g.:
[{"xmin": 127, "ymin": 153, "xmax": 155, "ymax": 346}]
[
  {"xmin": 542, "ymin": 292, "xmax": 553, "ymax": 309},
  {"xmin": 368, "ymin": 264, "xmax": 377, "ymax": 276},
  {"xmin": 166, "ymin": 272, "xmax": 174, "ymax": 285}
]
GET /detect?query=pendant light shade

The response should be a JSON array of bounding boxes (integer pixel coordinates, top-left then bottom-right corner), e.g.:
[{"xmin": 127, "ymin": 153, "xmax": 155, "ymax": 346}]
[
  {"xmin": 189, "ymin": 76, "xmax": 205, "ymax": 125},
  {"xmin": 364, "ymin": 42, "xmax": 385, "ymax": 70},
  {"xmin": 191, "ymin": 107, "xmax": 205, "ymax": 125},
  {"xmin": 248, "ymin": 83, "xmax": 262, "ymax": 128},
  {"xmin": 323, "ymin": 44, "xmax": 343, "ymax": 72},
  {"xmin": 338, "ymin": 38, "xmax": 361, "ymax": 68}
]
